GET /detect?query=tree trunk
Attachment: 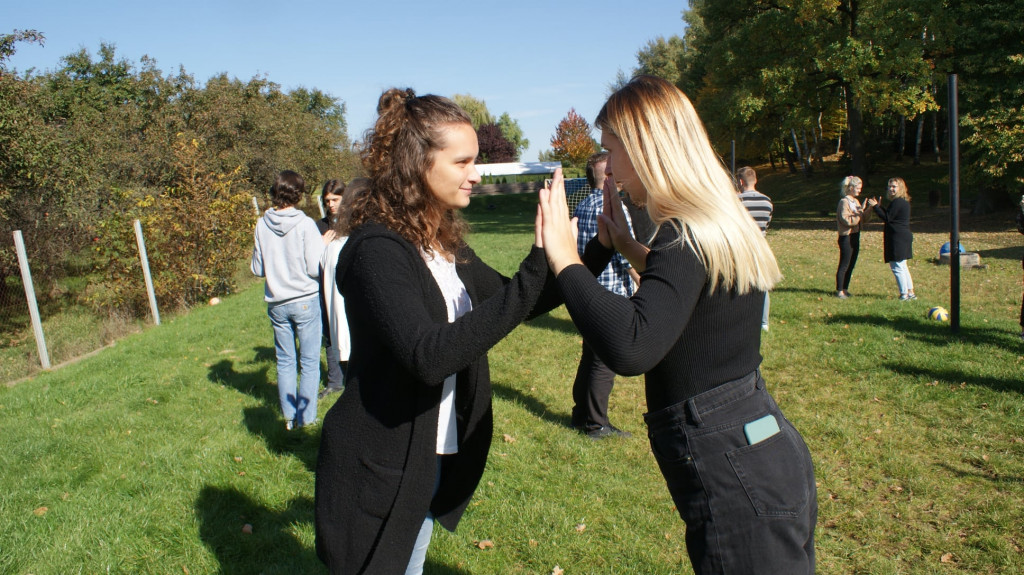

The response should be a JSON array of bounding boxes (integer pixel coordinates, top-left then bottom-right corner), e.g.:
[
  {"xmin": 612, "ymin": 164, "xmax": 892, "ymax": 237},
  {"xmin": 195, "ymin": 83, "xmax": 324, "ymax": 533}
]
[
  {"xmin": 783, "ymin": 137, "xmax": 798, "ymax": 173},
  {"xmin": 791, "ymin": 128, "xmax": 809, "ymax": 175},
  {"xmin": 932, "ymin": 111, "xmax": 941, "ymax": 159},
  {"xmin": 802, "ymin": 129, "xmax": 815, "ymax": 174},
  {"xmin": 844, "ymin": 83, "xmax": 868, "ymax": 179},
  {"xmin": 913, "ymin": 115, "xmax": 924, "ymax": 165},
  {"xmin": 897, "ymin": 115, "xmax": 906, "ymax": 159}
]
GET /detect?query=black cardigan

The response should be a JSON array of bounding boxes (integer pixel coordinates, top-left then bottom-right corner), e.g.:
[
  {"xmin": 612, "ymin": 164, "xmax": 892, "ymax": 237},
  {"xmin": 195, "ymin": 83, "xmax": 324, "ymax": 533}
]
[
  {"xmin": 873, "ymin": 197, "xmax": 913, "ymax": 262},
  {"xmin": 314, "ymin": 223, "xmax": 550, "ymax": 574}
]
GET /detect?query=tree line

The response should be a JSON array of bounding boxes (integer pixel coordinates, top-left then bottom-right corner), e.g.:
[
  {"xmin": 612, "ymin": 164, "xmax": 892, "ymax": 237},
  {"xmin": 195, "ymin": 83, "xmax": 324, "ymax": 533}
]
[
  {"xmin": 630, "ymin": 0, "xmax": 1023, "ymax": 198},
  {"xmin": 1, "ymin": 31, "xmax": 358, "ymax": 314}
]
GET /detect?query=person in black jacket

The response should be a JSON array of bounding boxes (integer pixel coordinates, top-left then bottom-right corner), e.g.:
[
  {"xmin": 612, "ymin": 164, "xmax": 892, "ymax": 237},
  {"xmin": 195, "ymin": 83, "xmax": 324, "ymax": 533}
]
[
  {"xmin": 871, "ymin": 177, "xmax": 916, "ymax": 300},
  {"xmin": 538, "ymin": 76, "xmax": 816, "ymax": 574},
  {"xmin": 314, "ymin": 88, "xmax": 553, "ymax": 575}
]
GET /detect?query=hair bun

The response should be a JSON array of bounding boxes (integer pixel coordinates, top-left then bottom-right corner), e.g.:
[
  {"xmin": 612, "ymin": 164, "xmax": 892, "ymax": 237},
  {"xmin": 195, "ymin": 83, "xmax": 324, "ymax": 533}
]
[{"xmin": 377, "ymin": 87, "xmax": 416, "ymax": 115}]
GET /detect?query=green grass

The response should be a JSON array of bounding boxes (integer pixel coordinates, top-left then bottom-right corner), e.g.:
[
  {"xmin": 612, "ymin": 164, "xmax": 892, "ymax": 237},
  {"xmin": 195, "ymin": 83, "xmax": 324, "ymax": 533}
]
[{"xmin": 2, "ymin": 163, "xmax": 1023, "ymax": 574}]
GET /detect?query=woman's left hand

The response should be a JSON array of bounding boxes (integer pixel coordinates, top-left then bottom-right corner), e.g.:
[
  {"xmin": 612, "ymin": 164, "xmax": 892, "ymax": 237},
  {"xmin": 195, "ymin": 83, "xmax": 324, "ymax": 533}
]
[{"xmin": 538, "ymin": 167, "xmax": 581, "ymax": 275}]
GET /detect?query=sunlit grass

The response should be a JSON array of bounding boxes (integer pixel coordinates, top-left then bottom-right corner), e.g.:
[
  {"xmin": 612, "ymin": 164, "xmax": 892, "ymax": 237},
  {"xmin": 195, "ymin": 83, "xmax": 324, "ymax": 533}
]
[{"xmin": 2, "ymin": 165, "xmax": 1022, "ymax": 574}]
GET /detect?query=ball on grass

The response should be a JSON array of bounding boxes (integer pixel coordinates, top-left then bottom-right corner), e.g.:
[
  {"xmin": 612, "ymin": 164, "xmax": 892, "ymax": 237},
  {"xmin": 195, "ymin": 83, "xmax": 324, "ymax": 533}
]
[{"xmin": 928, "ymin": 306, "xmax": 949, "ymax": 322}]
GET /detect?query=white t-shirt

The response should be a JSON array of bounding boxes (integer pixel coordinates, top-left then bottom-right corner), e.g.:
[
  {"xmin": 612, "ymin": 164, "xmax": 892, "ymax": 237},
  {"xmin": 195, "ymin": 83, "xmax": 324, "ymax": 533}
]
[{"xmin": 423, "ymin": 250, "xmax": 473, "ymax": 454}]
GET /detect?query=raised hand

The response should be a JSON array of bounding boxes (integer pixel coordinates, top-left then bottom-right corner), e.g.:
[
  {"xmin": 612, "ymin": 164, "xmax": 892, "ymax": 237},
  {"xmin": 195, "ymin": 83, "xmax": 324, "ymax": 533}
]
[{"xmin": 538, "ymin": 167, "xmax": 582, "ymax": 275}]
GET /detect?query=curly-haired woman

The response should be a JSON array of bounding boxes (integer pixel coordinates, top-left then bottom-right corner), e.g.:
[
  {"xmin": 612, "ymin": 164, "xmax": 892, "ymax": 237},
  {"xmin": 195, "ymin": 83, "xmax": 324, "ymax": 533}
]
[{"xmin": 314, "ymin": 88, "xmax": 553, "ymax": 574}]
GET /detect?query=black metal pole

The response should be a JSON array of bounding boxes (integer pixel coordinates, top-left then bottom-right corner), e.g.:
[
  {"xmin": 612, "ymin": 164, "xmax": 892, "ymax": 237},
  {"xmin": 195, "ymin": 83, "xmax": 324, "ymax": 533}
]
[{"xmin": 948, "ymin": 74, "xmax": 961, "ymax": 334}]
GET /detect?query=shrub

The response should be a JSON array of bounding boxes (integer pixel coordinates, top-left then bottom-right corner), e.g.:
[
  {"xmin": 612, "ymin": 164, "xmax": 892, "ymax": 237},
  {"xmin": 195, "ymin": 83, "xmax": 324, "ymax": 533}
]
[{"xmin": 90, "ymin": 136, "xmax": 254, "ymax": 314}]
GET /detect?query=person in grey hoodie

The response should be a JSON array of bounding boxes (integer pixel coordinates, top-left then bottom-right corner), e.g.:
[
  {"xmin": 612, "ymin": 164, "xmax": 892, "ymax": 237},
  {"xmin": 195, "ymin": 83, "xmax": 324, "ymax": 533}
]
[{"xmin": 251, "ymin": 170, "xmax": 323, "ymax": 430}]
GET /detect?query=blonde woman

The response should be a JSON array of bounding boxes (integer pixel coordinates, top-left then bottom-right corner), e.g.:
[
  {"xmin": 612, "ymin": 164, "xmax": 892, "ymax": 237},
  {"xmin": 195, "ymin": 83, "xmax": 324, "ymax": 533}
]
[
  {"xmin": 870, "ymin": 177, "xmax": 915, "ymax": 299},
  {"xmin": 836, "ymin": 175, "xmax": 874, "ymax": 298},
  {"xmin": 538, "ymin": 76, "xmax": 816, "ymax": 574}
]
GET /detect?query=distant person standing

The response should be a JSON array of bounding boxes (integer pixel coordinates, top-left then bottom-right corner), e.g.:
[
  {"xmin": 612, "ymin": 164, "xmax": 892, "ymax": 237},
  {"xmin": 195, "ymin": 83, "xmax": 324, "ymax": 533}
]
[
  {"xmin": 251, "ymin": 170, "xmax": 323, "ymax": 430},
  {"xmin": 871, "ymin": 177, "xmax": 916, "ymax": 300},
  {"xmin": 569, "ymin": 152, "xmax": 637, "ymax": 439},
  {"xmin": 736, "ymin": 166, "xmax": 773, "ymax": 330},
  {"xmin": 317, "ymin": 179, "xmax": 346, "ymax": 239},
  {"xmin": 835, "ymin": 175, "xmax": 873, "ymax": 299},
  {"xmin": 318, "ymin": 179, "xmax": 347, "ymax": 397}
]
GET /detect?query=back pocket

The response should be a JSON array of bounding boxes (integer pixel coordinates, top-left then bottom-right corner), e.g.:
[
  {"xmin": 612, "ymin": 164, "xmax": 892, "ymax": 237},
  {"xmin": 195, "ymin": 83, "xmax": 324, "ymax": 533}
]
[{"xmin": 726, "ymin": 428, "xmax": 810, "ymax": 517}]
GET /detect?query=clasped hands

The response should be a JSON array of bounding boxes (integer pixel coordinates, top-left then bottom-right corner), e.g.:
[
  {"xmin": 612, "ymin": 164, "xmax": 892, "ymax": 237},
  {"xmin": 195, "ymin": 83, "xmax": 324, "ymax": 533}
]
[{"xmin": 535, "ymin": 167, "xmax": 638, "ymax": 275}]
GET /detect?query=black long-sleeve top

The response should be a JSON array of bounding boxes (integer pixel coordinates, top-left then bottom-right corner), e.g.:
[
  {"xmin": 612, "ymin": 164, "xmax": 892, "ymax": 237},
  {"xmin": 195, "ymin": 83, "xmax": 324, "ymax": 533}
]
[{"xmin": 558, "ymin": 224, "xmax": 765, "ymax": 412}]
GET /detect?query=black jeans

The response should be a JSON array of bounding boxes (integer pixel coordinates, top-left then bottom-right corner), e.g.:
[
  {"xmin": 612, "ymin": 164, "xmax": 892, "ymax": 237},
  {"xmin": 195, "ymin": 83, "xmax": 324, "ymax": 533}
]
[
  {"xmin": 571, "ymin": 341, "xmax": 616, "ymax": 429},
  {"xmin": 836, "ymin": 232, "xmax": 860, "ymax": 292},
  {"xmin": 644, "ymin": 371, "xmax": 817, "ymax": 574}
]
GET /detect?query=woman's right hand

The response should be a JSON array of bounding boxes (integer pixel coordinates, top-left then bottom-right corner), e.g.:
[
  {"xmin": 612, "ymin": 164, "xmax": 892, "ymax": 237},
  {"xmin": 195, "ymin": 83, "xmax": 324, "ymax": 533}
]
[
  {"xmin": 597, "ymin": 181, "xmax": 650, "ymax": 273},
  {"xmin": 598, "ymin": 183, "xmax": 633, "ymax": 253},
  {"xmin": 538, "ymin": 168, "xmax": 582, "ymax": 275}
]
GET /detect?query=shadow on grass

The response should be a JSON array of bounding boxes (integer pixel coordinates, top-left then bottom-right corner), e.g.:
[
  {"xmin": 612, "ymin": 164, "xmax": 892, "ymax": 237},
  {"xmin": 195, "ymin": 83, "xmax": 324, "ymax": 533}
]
[
  {"xmin": 935, "ymin": 462, "xmax": 1023, "ymax": 485},
  {"xmin": 254, "ymin": 345, "xmax": 276, "ymax": 363},
  {"xmin": 425, "ymin": 561, "xmax": 472, "ymax": 575},
  {"xmin": 196, "ymin": 485, "xmax": 324, "ymax": 574},
  {"xmin": 884, "ymin": 363, "xmax": 1023, "ymax": 395},
  {"xmin": 492, "ymin": 381, "xmax": 572, "ymax": 429},
  {"xmin": 207, "ymin": 358, "xmax": 322, "ymax": 472},
  {"xmin": 774, "ymin": 285, "xmax": 838, "ymax": 298},
  {"xmin": 525, "ymin": 313, "xmax": 578, "ymax": 336},
  {"xmin": 975, "ymin": 245, "xmax": 1024, "ymax": 262},
  {"xmin": 824, "ymin": 312, "xmax": 1019, "ymax": 349}
]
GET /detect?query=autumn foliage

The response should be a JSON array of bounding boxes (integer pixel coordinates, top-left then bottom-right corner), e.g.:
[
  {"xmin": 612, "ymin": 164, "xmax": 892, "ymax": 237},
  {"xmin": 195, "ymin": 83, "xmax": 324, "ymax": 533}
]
[{"xmin": 550, "ymin": 108, "xmax": 598, "ymax": 169}]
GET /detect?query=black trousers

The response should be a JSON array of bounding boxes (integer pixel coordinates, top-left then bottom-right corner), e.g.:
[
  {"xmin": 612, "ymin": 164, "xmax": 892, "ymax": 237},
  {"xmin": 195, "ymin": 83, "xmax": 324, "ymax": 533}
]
[
  {"xmin": 644, "ymin": 371, "xmax": 817, "ymax": 574},
  {"xmin": 571, "ymin": 341, "xmax": 616, "ymax": 429},
  {"xmin": 836, "ymin": 232, "xmax": 860, "ymax": 292}
]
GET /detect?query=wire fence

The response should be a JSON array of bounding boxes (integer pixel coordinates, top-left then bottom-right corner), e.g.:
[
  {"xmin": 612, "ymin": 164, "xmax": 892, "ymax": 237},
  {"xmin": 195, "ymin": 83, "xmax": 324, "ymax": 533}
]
[{"xmin": 1, "ymin": 223, "xmax": 161, "ymax": 385}]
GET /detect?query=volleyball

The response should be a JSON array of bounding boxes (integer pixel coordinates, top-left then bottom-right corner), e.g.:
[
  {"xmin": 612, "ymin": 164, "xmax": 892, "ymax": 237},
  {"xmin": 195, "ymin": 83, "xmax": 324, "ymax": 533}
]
[{"xmin": 928, "ymin": 306, "xmax": 949, "ymax": 322}]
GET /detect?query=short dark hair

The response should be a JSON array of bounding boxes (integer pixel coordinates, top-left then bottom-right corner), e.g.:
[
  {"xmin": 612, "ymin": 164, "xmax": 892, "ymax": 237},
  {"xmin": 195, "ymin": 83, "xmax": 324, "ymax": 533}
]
[
  {"xmin": 585, "ymin": 151, "xmax": 610, "ymax": 189},
  {"xmin": 271, "ymin": 170, "xmax": 305, "ymax": 208},
  {"xmin": 736, "ymin": 166, "xmax": 756, "ymax": 187}
]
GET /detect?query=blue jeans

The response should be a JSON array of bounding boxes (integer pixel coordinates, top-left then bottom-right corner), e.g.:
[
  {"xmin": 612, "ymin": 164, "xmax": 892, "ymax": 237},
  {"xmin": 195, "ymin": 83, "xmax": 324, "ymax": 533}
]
[
  {"xmin": 644, "ymin": 371, "xmax": 817, "ymax": 574},
  {"xmin": 405, "ymin": 456, "xmax": 443, "ymax": 575},
  {"xmin": 762, "ymin": 292, "xmax": 770, "ymax": 329},
  {"xmin": 268, "ymin": 297, "xmax": 321, "ymax": 426},
  {"xmin": 889, "ymin": 260, "xmax": 914, "ymax": 296}
]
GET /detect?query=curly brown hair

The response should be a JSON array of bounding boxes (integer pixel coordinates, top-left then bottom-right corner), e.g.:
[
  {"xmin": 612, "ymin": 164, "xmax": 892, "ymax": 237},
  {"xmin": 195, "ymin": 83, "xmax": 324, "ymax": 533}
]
[{"xmin": 349, "ymin": 88, "xmax": 473, "ymax": 257}]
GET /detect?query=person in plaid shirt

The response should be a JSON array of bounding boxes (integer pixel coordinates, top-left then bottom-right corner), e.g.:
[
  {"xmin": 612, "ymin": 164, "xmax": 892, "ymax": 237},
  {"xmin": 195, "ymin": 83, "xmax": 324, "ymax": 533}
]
[{"xmin": 569, "ymin": 152, "xmax": 639, "ymax": 439}]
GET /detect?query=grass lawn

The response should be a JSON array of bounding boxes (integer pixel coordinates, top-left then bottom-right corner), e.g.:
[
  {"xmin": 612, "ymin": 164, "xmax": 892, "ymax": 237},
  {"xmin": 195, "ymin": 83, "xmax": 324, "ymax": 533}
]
[{"xmin": 2, "ymin": 162, "xmax": 1023, "ymax": 574}]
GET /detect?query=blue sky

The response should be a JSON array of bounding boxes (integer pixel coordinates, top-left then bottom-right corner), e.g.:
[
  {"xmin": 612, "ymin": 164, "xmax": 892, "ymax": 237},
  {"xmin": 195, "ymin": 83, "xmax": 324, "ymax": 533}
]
[{"xmin": 3, "ymin": 1, "xmax": 687, "ymax": 162}]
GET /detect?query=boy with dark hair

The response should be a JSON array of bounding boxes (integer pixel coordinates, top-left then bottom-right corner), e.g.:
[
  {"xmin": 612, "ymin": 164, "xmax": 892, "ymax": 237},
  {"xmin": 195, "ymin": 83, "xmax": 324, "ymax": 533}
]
[{"xmin": 251, "ymin": 170, "xmax": 323, "ymax": 429}]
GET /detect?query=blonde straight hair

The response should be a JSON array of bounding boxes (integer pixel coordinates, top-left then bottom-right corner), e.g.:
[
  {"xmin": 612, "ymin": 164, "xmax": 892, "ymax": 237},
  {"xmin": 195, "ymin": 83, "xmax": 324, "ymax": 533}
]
[{"xmin": 595, "ymin": 76, "xmax": 781, "ymax": 294}]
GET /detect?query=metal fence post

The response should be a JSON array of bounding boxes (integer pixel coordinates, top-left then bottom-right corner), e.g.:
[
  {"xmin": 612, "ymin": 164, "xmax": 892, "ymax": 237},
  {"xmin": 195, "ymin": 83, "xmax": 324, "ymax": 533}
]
[
  {"xmin": 13, "ymin": 230, "xmax": 50, "ymax": 369},
  {"xmin": 133, "ymin": 220, "xmax": 161, "ymax": 325}
]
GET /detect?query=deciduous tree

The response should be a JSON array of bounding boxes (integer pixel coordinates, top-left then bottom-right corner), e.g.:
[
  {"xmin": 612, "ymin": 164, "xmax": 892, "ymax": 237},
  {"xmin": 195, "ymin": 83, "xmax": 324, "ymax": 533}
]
[
  {"xmin": 550, "ymin": 108, "xmax": 598, "ymax": 169},
  {"xmin": 476, "ymin": 123, "xmax": 516, "ymax": 164}
]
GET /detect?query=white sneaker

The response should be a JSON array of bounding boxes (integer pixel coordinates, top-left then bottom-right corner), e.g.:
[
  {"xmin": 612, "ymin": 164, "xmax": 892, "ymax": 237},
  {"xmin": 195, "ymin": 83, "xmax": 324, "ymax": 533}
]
[{"xmin": 285, "ymin": 420, "xmax": 294, "ymax": 431}]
